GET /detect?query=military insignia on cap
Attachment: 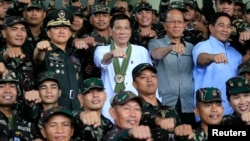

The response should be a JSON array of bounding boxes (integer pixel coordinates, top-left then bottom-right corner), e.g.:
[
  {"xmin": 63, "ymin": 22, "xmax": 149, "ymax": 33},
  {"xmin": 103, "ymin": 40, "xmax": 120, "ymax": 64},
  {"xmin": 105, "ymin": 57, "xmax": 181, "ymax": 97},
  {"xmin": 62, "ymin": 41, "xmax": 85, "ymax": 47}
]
[
  {"xmin": 90, "ymin": 82, "xmax": 95, "ymax": 86},
  {"xmin": 212, "ymin": 90, "xmax": 217, "ymax": 96},
  {"xmin": 238, "ymin": 81, "xmax": 242, "ymax": 87},
  {"xmin": 15, "ymin": 131, "xmax": 21, "ymax": 136},
  {"xmin": 58, "ymin": 10, "xmax": 66, "ymax": 19},
  {"xmin": 229, "ymin": 81, "xmax": 234, "ymax": 87}
]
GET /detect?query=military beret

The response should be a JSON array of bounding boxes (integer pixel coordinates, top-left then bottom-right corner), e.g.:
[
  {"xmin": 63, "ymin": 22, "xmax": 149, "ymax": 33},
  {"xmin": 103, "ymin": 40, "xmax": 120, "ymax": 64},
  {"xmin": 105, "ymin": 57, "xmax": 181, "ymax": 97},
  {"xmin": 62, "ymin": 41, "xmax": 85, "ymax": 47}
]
[
  {"xmin": 38, "ymin": 106, "xmax": 73, "ymax": 128},
  {"xmin": 111, "ymin": 91, "xmax": 142, "ymax": 107},
  {"xmin": 79, "ymin": 77, "xmax": 104, "ymax": 94},
  {"xmin": 133, "ymin": 2, "xmax": 153, "ymax": 13},
  {"xmin": 226, "ymin": 76, "xmax": 250, "ymax": 96},
  {"xmin": 245, "ymin": 1, "xmax": 250, "ymax": 13},
  {"xmin": 0, "ymin": 71, "xmax": 18, "ymax": 83},
  {"xmin": 196, "ymin": 87, "xmax": 222, "ymax": 103},
  {"xmin": 3, "ymin": 16, "xmax": 28, "ymax": 28},
  {"xmin": 238, "ymin": 62, "xmax": 250, "ymax": 75},
  {"xmin": 43, "ymin": 9, "xmax": 73, "ymax": 27},
  {"xmin": 90, "ymin": 4, "xmax": 110, "ymax": 15},
  {"xmin": 36, "ymin": 71, "xmax": 59, "ymax": 88},
  {"xmin": 132, "ymin": 63, "xmax": 157, "ymax": 80},
  {"xmin": 168, "ymin": 0, "xmax": 187, "ymax": 12},
  {"xmin": 25, "ymin": 0, "xmax": 46, "ymax": 10}
]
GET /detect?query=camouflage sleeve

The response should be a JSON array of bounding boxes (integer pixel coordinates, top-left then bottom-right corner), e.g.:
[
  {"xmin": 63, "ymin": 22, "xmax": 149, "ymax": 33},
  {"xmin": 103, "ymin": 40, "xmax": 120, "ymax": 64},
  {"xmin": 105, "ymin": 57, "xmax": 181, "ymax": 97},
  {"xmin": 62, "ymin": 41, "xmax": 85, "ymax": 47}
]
[
  {"xmin": 72, "ymin": 109, "xmax": 84, "ymax": 126},
  {"xmin": 140, "ymin": 111, "xmax": 159, "ymax": 129},
  {"xmin": 161, "ymin": 106, "xmax": 183, "ymax": 126},
  {"xmin": 104, "ymin": 129, "xmax": 131, "ymax": 141},
  {"xmin": 17, "ymin": 103, "xmax": 41, "ymax": 122},
  {"xmin": 193, "ymin": 128, "xmax": 207, "ymax": 141},
  {"xmin": 233, "ymin": 19, "xmax": 250, "ymax": 33}
]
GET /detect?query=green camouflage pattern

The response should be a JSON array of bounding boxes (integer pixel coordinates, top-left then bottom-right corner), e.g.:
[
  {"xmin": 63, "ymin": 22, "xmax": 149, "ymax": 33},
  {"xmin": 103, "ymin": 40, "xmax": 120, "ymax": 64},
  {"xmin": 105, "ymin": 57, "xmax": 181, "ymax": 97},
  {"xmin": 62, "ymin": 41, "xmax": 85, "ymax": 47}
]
[
  {"xmin": 43, "ymin": 9, "xmax": 74, "ymax": 27},
  {"xmin": 130, "ymin": 22, "xmax": 166, "ymax": 48},
  {"xmin": 35, "ymin": 71, "xmax": 59, "ymax": 87},
  {"xmin": 72, "ymin": 109, "xmax": 113, "ymax": 141},
  {"xmin": 26, "ymin": 0, "xmax": 46, "ymax": 10},
  {"xmin": 168, "ymin": 0, "xmax": 186, "ymax": 10},
  {"xmin": 90, "ymin": 3, "xmax": 110, "ymax": 15},
  {"xmin": 0, "ymin": 71, "xmax": 18, "ymax": 82},
  {"xmin": 238, "ymin": 62, "xmax": 250, "ymax": 75},
  {"xmin": 226, "ymin": 76, "xmax": 250, "ymax": 95},
  {"xmin": 222, "ymin": 113, "xmax": 246, "ymax": 125},
  {"xmin": 104, "ymin": 126, "xmax": 131, "ymax": 141},
  {"xmin": 193, "ymin": 126, "xmax": 207, "ymax": 141},
  {"xmin": 184, "ymin": 0, "xmax": 197, "ymax": 8},
  {"xmin": 111, "ymin": 91, "xmax": 141, "ymax": 107},
  {"xmin": 66, "ymin": 5, "xmax": 85, "ymax": 16},
  {"xmin": 3, "ymin": 16, "xmax": 27, "ymax": 28},
  {"xmin": 140, "ymin": 99, "xmax": 182, "ymax": 140},
  {"xmin": 133, "ymin": 1, "xmax": 153, "ymax": 13},
  {"xmin": 79, "ymin": 77, "xmax": 104, "ymax": 94},
  {"xmin": 132, "ymin": 63, "xmax": 157, "ymax": 80},
  {"xmin": 0, "ymin": 109, "xmax": 39, "ymax": 140},
  {"xmin": 245, "ymin": 1, "xmax": 250, "ymax": 13},
  {"xmin": 196, "ymin": 87, "xmax": 222, "ymax": 103},
  {"xmin": 38, "ymin": 106, "xmax": 73, "ymax": 128}
]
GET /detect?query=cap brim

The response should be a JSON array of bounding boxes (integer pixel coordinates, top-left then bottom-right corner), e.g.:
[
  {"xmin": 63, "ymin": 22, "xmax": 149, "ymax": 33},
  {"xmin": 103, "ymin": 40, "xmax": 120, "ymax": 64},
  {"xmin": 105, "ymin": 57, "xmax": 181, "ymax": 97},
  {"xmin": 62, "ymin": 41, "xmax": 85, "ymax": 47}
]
[
  {"xmin": 39, "ymin": 111, "xmax": 73, "ymax": 128},
  {"xmin": 229, "ymin": 88, "xmax": 250, "ymax": 95},
  {"xmin": 81, "ymin": 86, "xmax": 104, "ymax": 94},
  {"xmin": 200, "ymin": 99, "xmax": 222, "ymax": 103},
  {"xmin": 112, "ymin": 97, "xmax": 142, "ymax": 107}
]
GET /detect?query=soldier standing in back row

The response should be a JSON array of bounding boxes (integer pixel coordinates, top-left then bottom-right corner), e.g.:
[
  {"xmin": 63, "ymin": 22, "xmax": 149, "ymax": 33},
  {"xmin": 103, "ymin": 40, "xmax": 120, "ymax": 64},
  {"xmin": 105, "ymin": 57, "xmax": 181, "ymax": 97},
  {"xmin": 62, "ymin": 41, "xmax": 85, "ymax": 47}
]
[{"xmin": 33, "ymin": 9, "xmax": 82, "ymax": 110}]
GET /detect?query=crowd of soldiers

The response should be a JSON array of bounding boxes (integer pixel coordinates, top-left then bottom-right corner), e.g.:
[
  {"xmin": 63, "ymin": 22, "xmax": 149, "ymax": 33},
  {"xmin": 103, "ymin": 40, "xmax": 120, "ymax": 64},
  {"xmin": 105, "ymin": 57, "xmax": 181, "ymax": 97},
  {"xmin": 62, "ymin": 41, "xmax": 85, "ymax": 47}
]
[{"xmin": 1, "ymin": 0, "xmax": 250, "ymax": 140}]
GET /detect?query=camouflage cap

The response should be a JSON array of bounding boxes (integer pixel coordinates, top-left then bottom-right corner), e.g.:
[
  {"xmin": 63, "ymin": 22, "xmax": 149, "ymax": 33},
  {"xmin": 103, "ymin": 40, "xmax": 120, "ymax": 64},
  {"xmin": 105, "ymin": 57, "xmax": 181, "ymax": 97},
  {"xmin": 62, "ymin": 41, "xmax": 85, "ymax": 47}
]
[
  {"xmin": 168, "ymin": 0, "xmax": 187, "ymax": 12},
  {"xmin": 245, "ymin": 1, "xmax": 250, "ymax": 13},
  {"xmin": 79, "ymin": 77, "xmax": 104, "ymax": 94},
  {"xmin": 66, "ymin": 5, "xmax": 85, "ymax": 16},
  {"xmin": 132, "ymin": 63, "xmax": 157, "ymax": 80},
  {"xmin": 38, "ymin": 106, "xmax": 73, "ymax": 128},
  {"xmin": 133, "ymin": 2, "xmax": 153, "ymax": 13},
  {"xmin": 25, "ymin": 0, "xmax": 46, "ymax": 10},
  {"xmin": 90, "ymin": 4, "xmax": 110, "ymax": 15},
  {"xmin": 111, "ymin": 91, "xmax": 142, "ymax": 107},
  {"xmin": 226, "ymin": 76, "xmax": 250, "ymax": 96},
  {"xmin": 0, "ymin": 72, "xmax": 18, "ymax": 83},
  {"xmin": 238, "ymin": 62, "xmax": 250, "ymax": 75},
  {"xmin": 0, "ymin": 0, "xmax": 12, "ymax": 2},
  {"xmin": 35, "ymin": 71, "xmax": 59, "ymax": 88},
  {"xmin": 196, "ymin": 87, "xmax": 222, "ymax": 103},
  {"xmin": 184, "ymin": 0, "xmax": 197, "ymax": 9},
  {"xmin": 3, "ymin": 16, "xmax": 28, "ymax": 28},
  {"xmin": 43, "ymin": 9, "xmax": 73, "ymax": 27}
]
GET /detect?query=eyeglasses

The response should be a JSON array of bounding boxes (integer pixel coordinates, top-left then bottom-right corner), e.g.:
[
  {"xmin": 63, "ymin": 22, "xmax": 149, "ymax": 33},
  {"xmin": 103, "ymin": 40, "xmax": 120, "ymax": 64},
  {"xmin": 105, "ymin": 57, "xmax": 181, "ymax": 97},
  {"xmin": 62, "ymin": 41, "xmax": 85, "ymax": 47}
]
[{"xmin": 165, "ymin": 20, "xmax": 185, "ymax": 25}]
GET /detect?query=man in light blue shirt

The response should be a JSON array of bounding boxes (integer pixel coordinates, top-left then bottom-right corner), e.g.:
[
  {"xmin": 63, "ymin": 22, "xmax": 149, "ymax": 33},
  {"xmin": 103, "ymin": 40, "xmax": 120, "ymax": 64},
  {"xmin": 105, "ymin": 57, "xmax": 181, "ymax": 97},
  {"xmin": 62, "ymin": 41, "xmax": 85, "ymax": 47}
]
[{"xmin": 192, "ymin": 12, "xmax": 242, "ymax": 119}]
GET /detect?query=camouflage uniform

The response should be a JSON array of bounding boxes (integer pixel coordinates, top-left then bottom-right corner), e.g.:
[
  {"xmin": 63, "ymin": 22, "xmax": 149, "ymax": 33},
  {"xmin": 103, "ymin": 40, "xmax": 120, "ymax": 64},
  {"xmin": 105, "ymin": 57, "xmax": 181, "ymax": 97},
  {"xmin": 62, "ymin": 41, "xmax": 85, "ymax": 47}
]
[
  {"xmin": 0, "ymin": 16, "xmax": 35, "ymax": 100},
  {"xmin": 36, "ymin": 9, "xmax": 82, "ymax": 110},
  {"xmin": 222, "ymin": 76, "xmax": 250, "ymax": 125},
  {"xmin": 104, "ymin": 91, "xmax": 143, "ymax": 141},
  {"xmin": 0, "ymin": 72, "xmax": 38, "ymax": 140},
  {"xmin": 79, "ymin": 4, "xmax": 111, "ymax": 79},
  {"xmin": 38, "ymin": 106, "xmax": 74, "ymax": 128},
  {"xmin": 5, "ymin": 0, "xmax": 48, "ymax": 56},
  {"xmin": 72, "ymin": 78, "xmax": 113, "ymax": 141},
  {"xmin": 192, "ymin": 87, "xmax": 223, "ymax": 141},
  {"xmin": 140, "ymin": 99, "xmax": 182, "ymax": 141},
  {"xmin": 130, "ymin": 2, "xmax": 166, "ymax": 49},
  {"xmin": 237, "ymin": 61, "xmax": 250, "ymax": 75}
]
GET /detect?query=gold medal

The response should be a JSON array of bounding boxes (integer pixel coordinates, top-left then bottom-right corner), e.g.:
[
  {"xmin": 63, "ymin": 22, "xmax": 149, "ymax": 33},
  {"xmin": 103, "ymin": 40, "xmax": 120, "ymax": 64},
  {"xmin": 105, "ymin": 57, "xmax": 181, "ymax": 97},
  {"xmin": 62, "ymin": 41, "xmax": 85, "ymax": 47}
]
[{"xmin": 115, "ymin": 74, "xmax": 125, "ymax": 84}]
